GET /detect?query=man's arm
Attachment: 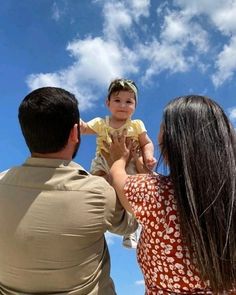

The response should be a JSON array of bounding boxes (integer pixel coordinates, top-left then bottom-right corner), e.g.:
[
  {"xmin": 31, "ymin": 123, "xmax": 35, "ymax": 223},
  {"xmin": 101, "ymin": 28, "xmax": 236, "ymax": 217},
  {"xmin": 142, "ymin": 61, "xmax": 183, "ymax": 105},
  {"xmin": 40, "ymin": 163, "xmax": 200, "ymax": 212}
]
[{"xmin": 104, "ymin": 181, "xmax": 137, "ymax": 234}]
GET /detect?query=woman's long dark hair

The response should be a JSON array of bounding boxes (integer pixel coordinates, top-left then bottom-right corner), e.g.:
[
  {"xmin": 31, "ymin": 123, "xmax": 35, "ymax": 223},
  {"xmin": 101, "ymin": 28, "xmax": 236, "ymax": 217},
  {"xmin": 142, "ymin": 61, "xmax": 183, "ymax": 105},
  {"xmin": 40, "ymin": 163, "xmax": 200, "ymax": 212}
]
[{"xmin": 161, "ymin": 95, "xmax": 236, "ymax": 292}]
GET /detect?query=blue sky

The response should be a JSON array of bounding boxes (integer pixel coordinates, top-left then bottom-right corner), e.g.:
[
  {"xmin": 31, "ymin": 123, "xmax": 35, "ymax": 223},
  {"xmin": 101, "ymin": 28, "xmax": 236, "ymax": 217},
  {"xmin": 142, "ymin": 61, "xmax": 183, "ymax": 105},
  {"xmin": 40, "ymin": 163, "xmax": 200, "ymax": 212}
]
[{"xmin": 1, "ymin": 0, "xmax": 236, "ymax": 294}]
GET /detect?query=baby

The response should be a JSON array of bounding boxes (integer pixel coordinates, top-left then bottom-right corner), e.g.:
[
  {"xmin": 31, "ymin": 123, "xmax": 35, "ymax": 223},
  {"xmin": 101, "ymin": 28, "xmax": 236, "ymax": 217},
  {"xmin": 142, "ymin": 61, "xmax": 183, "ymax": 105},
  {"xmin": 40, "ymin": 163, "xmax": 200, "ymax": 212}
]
[{"xmin": 80, "ymin": 78, "xmax": 156, "ymax": 248}]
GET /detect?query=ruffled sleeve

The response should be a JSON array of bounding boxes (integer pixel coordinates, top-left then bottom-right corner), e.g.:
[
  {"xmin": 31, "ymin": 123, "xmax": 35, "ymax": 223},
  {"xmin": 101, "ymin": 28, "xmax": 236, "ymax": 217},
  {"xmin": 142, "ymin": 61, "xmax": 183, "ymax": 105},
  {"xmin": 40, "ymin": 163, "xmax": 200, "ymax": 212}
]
[
  {"xmin": 87, "ymin": 117, "xmax": 104, "ymax": 134},
  {"xmin": 131, "ymin": 119, "xmax": 147, "ymax": 135}
]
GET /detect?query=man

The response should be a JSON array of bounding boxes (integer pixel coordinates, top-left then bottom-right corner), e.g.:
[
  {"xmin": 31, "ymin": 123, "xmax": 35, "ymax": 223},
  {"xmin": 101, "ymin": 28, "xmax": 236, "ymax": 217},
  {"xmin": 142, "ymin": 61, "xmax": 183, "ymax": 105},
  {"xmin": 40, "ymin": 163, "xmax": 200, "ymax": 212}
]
[{"xmin": 0, "ymin": 87, "xmax": 137, "ymax": 294}]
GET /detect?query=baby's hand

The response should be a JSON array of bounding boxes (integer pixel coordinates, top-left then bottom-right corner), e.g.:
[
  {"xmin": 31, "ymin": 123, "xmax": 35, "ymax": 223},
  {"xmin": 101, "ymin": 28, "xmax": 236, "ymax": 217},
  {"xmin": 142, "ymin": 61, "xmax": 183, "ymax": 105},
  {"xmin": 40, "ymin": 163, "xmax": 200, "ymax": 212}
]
[
  {"xmin": 80, "ymin": 119, "xmax": 87, "ymax": 134},
  {"xmin": 144, "ymin": 156, "xmax": 157, "ymax": 170}
]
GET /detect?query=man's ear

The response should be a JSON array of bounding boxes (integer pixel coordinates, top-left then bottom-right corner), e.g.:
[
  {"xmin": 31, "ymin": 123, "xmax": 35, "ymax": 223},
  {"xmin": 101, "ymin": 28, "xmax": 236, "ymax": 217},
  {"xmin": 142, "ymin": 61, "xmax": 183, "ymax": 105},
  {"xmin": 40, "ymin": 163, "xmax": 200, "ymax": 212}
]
[{"xmin": 69, "ymin": 124, "xmax": 79, "ymax": 143}]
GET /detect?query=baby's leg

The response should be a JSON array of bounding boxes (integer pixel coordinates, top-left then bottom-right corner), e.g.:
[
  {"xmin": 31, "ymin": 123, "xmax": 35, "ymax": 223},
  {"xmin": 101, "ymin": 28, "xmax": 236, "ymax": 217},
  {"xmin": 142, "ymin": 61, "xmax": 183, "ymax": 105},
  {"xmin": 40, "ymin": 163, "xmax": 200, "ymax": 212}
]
[
  {"xmin": 123, "ymin": 222, "xmax": 142, "ymax": 249},
  {"xmin": 132, "ymin": 148, "xmax": 150, "ymax": 174},
  {"xmin": 123, "ymin": 231, "xmax": 138, "ymax": 249},
  {"xmin": 135, "ymin": 156, "xmax": 150, "ymax": 173}
]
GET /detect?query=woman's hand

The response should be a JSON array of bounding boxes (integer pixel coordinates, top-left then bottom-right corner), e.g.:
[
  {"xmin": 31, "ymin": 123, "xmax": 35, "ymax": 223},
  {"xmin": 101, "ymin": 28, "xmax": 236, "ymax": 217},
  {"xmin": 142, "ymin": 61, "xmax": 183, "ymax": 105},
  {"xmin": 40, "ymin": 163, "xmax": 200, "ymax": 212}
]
[
  {"xmin": 109, "ymin": 129, "xmax": 131, "ymax": 163},
  {"xmin": 103, "ymin": 129, "xmax": 133, "ymax": 167}
]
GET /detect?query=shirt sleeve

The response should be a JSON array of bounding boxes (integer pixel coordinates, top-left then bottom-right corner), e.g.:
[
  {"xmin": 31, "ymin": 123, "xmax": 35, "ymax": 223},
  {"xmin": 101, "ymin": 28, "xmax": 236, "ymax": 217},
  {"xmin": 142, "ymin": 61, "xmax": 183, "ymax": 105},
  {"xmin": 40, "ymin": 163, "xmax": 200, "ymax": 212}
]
[
  {"xmin": 87, "ymin": 117, "xmax": 104, "ymax": 134},
  {"xmin": 103, "ymin": 179, "xmax": 138, "ymax": 235}
]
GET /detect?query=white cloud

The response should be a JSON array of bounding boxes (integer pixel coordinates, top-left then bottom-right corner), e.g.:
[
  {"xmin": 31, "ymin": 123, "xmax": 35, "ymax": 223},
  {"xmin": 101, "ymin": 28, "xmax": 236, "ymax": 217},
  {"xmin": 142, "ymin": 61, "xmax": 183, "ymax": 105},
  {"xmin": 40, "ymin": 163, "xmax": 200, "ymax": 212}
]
[
  {"xmin": 161, "ymin": 13, "xmax": 188, "ymax": 42},
  {"xmin": 173, "ymin": 0, "xmax": 236, "ymax": 35},
  {"xmin": 135, "ymin": 8, "xmax": 209, "ymax": 82},
  {"xmin": 160, "ymin": 12, "xmax": 209, "ymax": 52},
  {"xmin": 228, "ymin": 107, "xmax": 236, "ymax": 122},
  {"xmin": 51, "ymin": 1, "xmax": 67, "ymax": 22},
  {"xmin": 103, "ymin": 2, "xmax": 132, "ymax": 40},
  {"xmin": 172, "ymin": 0, "xmax": 236, "ymax": 87},
  {"xmin": 138, "ymin": 40, "xmax": 190, "ymax": 83},
  {"xmin": 26, "ymin": 70, "xmax": 96, "ymax": 110},
  {"xmin": 27, "ymin": 0, "xmax": 236, "ymax": 111},
  {"xmin": 135, "ymin": 279, "xmax": 145, "ymax": 285},
  {"xmin": 129, "ymin": 0, "xmax": 150, "ymax": 20},
  {"xmin": 102, "ymin": 0, "xmax": 150, "ymax": 40},
  {"xmin": 27, "ymin": 37, "xmax": 138, "ymax": 110},
  {"xmin": 67, "ymin": 37, "xmax": 138, "ymax": 84},
  {"xmin": 212, "ymin": 2, "xmax": 236, "ymax": 35},
  {"xmin": 212, "ymin": 36, "xmax": 236, "ymax": 87},
  {"xmin": 105, "ymin": 232, "xmax": 121, "ymax": 245},
  {"xmin": 173, "ymin": 0, "xmax": 229, "ymax": 17}
]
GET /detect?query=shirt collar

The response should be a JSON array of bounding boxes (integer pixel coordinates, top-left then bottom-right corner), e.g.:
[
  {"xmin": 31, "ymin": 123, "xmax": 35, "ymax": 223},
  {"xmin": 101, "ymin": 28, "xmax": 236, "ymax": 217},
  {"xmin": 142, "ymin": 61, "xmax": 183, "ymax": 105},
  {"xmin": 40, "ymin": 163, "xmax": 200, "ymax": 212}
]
[{"xmin": 23, "ymin": 157, "xmax": 85, "ymax": 171}]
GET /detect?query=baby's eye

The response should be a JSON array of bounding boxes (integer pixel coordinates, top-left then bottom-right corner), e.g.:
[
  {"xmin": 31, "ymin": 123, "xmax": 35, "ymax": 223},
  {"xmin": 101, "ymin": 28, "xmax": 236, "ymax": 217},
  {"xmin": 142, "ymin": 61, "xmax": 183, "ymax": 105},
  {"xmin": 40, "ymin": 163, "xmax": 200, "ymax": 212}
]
[
  {"xmin": 114, "ymin": 99, "xmax": 120, "ymax": 103},
  {"xmin": 126, "ymin": 100, "xmax": 133, "ymax": 104}
]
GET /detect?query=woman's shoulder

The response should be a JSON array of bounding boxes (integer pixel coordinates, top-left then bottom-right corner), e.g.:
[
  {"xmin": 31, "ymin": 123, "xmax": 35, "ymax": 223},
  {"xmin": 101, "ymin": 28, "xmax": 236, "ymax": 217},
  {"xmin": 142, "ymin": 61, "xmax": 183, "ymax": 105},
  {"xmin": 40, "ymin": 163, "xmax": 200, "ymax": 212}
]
[
  {"xmin": 124, "ymin": 173, "xmax": 175, "ymax": 206},
  {"xmin": 127, "ymin": 173, "xmax": 172, "ymax": 187},
  {"xmin": 155, "ymin": 172, "xmax": 172, "ymax": 184}
]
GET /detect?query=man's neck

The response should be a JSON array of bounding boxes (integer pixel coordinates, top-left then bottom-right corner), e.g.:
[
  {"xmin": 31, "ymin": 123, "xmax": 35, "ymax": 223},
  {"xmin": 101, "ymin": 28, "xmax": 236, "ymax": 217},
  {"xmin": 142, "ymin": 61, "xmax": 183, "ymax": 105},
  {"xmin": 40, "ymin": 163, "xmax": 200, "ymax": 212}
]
[{"xmin": 31, "ymin": 152, "xmax": 72, "ymax": 161}]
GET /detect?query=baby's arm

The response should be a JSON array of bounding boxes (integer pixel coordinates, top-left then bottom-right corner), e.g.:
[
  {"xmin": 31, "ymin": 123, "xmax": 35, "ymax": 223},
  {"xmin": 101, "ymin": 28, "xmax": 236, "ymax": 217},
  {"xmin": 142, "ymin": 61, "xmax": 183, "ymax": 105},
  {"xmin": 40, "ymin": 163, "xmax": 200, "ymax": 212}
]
[
  {"xmin": 139, "ymin": 132, "xmax": 157, "ymax": 170},
  {"xmin": 80, "ymin": 119, "xmax": 96, "ymax": 134}
]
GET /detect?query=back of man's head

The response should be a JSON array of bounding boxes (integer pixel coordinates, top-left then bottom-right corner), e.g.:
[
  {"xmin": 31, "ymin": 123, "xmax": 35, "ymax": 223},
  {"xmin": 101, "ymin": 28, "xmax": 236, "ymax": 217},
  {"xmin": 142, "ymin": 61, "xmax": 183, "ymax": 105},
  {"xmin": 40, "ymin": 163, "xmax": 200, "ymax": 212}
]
[{"xmin": 18, "ymin": 87, "xmax": 80, "ymax": 154}]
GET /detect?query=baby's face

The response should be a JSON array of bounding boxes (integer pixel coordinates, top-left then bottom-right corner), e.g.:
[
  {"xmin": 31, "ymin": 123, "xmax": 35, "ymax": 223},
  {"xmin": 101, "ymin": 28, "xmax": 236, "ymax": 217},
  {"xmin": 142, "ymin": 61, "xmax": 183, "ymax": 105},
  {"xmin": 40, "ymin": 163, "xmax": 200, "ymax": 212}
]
[{"xmin": 106, "ymin": 90, "xmax": 136, "ymax": 120}]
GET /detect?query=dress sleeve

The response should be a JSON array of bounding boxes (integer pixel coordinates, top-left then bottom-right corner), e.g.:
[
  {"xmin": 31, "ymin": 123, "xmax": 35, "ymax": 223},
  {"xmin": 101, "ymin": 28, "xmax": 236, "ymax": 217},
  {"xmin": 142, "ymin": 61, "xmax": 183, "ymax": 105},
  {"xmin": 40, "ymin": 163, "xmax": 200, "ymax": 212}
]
[
  {"xmin": 87, "ymin": 117, "xmax": 104, "ymax": 134},
  {"xmin": 132, "ymin": 119, "xmax": 147, "ymax": 135},
  {"xmin": 124, "ymin": 174, "xmax": 158, "ymax": 226}
]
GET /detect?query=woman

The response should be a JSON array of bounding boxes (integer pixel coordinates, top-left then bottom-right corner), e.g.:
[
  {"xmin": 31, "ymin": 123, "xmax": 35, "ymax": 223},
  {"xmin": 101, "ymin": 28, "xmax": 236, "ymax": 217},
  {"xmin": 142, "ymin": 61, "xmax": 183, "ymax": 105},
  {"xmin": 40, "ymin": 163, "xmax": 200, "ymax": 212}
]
[{"xmin": 110, "ymin": 95, "xmax": 236, "ymax": 294}]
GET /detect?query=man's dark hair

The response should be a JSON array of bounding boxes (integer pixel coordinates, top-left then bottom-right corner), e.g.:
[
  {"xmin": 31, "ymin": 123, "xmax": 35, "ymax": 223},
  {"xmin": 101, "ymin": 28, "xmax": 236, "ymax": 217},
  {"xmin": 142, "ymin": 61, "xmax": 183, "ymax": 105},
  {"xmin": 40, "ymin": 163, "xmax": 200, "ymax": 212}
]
[{"xmin": 18, "ymin": 87, "xmax": 80, "ymax": 153}]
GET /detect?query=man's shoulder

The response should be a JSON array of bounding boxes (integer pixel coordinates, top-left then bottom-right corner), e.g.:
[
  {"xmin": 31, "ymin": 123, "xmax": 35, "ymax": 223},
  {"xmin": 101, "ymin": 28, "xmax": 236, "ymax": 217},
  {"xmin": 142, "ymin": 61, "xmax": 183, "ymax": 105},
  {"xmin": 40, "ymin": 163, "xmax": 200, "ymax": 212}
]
[
  {"xmin": 65, "ymin": 163, "xmax": 115, "ymax": 193},
  {"xmin": 0, "ymin": 169, "xmax": 10, "ymax": 180},
  {"xmin": 80, "ymin": 173, "xmax": 113, "ymax": 189}
]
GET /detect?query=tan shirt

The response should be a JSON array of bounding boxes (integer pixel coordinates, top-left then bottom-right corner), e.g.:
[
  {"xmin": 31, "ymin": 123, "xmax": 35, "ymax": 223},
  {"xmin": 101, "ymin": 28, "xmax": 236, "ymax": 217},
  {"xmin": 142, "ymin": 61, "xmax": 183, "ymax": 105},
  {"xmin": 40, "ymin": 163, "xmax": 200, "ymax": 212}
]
[{"xmin": 0, "ymin": 157, "xmax": 137, "ymax": 295}]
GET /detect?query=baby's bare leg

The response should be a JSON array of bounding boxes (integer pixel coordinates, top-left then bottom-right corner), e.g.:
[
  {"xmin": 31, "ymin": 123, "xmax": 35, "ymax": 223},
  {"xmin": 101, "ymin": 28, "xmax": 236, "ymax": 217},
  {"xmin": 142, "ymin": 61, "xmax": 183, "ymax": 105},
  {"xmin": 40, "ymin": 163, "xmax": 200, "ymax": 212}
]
[{"xmin": 135, "ymin": 156, "xmax": 149, "ymax": 173}]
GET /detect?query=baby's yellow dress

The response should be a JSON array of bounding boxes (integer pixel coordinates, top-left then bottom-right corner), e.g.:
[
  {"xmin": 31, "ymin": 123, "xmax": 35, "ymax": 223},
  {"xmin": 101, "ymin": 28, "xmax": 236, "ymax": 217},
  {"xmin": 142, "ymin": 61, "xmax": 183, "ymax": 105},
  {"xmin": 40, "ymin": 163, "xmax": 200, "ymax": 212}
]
[{"xmin": 87, "ymin": 116, "xmax": 146, "ymax": 175}]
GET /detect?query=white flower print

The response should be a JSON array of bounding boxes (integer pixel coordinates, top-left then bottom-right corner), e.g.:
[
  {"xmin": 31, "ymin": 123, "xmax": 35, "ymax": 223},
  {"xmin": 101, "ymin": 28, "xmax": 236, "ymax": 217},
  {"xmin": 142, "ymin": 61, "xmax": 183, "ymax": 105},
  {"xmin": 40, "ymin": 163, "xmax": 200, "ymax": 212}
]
[{"xmin": 124, "ymin": 174, "xmax": 210, "ymax": 293}]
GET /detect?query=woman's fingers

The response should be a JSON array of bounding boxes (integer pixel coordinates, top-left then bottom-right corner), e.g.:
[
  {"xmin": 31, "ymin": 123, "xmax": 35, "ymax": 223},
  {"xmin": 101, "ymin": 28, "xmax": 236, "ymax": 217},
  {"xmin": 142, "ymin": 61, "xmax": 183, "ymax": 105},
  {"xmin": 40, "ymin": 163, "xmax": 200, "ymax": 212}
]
[{"xmin": 110, "ymin": 131, "xmax": 119, "ymax": 143}]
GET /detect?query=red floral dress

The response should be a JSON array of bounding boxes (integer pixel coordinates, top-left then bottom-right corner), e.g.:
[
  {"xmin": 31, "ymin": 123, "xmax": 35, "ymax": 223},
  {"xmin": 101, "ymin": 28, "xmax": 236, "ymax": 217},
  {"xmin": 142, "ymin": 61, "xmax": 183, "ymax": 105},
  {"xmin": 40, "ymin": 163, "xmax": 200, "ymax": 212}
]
[{"xmin": 124, "ymin": 173, "xmax": 212, "ymax": 294}]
